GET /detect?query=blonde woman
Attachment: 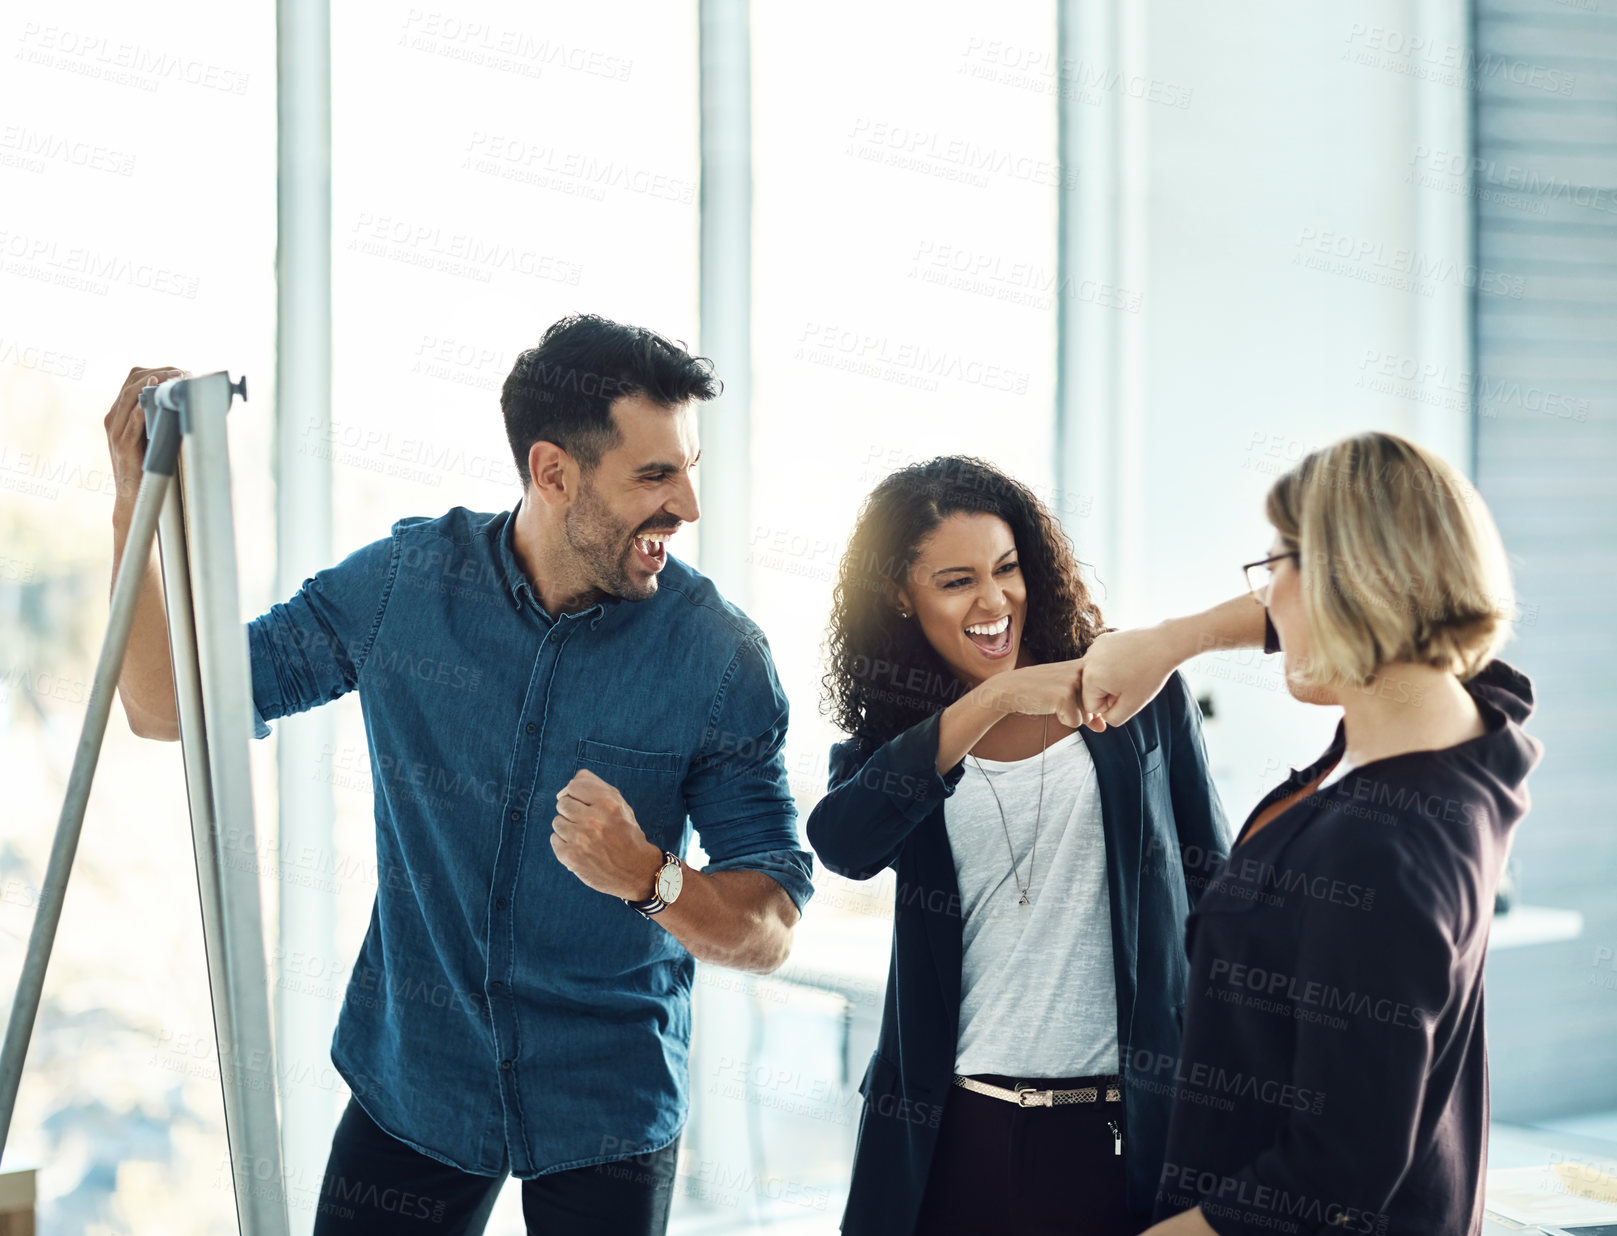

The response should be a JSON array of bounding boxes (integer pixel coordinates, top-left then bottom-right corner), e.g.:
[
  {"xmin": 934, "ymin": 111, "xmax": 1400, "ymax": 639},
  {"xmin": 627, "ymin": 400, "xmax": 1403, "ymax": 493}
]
[{"xmin": 1079, "ymin": 432, "xmax": 1541, "ymax": 1236}]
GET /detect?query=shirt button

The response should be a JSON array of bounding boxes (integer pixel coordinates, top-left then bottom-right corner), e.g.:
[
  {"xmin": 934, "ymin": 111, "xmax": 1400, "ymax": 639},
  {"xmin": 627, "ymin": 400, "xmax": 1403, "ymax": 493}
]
[
  {"xmin": 526, "ymin": 723, "xmax": 536, "ymax": 735},
  {"xmin": 489, "ymin": 980, "xmax": 502, "ymax": 990},
  {"xmin": 500, "ymin": 1059, "xmax": 512, "ymax": 1070},
  {"xmin": 510, "ymin": 810, "xmax": 520, "ymax": 821},
  {"xmin": 496, "ymin": 898, "xmax": 507, "ymax": 910}
]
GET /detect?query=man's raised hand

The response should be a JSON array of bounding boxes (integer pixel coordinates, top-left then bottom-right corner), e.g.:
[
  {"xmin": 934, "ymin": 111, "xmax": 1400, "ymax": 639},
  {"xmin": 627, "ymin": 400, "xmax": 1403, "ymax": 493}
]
[{"xmin": 104, "ymin": 366, "xmax": 187, "ymax": 506}]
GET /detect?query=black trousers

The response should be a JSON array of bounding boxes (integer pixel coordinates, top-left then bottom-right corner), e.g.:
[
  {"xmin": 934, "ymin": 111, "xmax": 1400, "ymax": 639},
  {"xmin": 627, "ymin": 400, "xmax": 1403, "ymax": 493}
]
[
  {"xmin": 914, "ymin": 1074, "xmax": 1140, "ymax": 1236},
  {"xmin": 310, "ymin": 1099, "xmax": 680, "ymax": 1235}
]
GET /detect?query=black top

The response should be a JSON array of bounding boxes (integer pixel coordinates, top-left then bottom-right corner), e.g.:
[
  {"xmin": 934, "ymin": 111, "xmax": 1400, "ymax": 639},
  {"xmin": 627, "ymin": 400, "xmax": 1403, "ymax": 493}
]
[
  {"xmin": 808, "ymin": 673, "xmax": 1229, "ymax": 1233},
  {"xmin": 1154, "ymin": 640, "xmax": 1543, "ymax": 1235}
]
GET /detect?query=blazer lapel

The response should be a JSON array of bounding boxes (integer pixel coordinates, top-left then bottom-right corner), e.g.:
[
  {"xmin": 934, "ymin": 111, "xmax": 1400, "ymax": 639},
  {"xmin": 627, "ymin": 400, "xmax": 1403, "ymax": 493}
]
[
  {"xmin": 912, "ymin": 809, "xmax": 964, "ymax": 1017},
  {"xmin": 1079, "ymin": 724, "xmax": 1145, "ymax": 1046}
]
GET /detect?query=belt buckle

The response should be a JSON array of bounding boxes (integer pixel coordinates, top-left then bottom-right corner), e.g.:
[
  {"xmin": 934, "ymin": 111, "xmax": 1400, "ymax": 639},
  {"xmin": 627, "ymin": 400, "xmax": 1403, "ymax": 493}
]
[{"xmin": 1014, "ymin": 1084, "xmax": 1050, "ymax": 1108}]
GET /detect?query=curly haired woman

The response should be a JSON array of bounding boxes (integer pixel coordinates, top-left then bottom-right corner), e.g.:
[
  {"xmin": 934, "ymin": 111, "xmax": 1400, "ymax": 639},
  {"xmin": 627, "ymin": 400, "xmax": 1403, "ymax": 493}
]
[{"xmin": 808, "ymin": 456, "xmax": 1229, "ymax": 1236}]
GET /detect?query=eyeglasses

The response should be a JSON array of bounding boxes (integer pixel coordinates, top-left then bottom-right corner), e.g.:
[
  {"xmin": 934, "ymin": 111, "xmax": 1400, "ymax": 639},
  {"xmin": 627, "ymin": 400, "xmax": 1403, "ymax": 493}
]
[{"xmin": 1242, "ymin": 551, "xmax": 1299, "ymax": 603}]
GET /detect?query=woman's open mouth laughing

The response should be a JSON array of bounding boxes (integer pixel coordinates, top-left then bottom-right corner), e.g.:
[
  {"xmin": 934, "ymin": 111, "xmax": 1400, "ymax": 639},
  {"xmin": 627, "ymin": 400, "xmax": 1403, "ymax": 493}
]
[{"xmin": 964, "ymin": 613, "xmax": 1013, "ymax": 659}]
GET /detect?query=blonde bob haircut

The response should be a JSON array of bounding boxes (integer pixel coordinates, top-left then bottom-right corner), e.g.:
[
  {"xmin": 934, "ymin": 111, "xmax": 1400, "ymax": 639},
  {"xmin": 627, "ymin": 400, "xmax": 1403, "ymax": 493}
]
[{"xmin": 1265, "ymin": 432, "xmax": 1513, "ymax": 688}]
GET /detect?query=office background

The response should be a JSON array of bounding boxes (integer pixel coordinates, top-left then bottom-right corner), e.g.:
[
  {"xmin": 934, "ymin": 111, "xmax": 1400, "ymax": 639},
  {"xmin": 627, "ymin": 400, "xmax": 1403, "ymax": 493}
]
[{"xmin": 0, "ymin": 0, "xmax": 1613, "ymax": 1231}]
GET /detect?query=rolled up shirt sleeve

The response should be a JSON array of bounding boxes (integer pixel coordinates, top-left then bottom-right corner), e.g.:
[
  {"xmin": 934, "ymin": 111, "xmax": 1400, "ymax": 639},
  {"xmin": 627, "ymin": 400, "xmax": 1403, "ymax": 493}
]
[
  {"xmin": 685, "ymin": 632, "xmax": 814, "ymax": 912},
  {"xmin": 245, "ymin": 531, "xmax": 398, "ymax": 737}
]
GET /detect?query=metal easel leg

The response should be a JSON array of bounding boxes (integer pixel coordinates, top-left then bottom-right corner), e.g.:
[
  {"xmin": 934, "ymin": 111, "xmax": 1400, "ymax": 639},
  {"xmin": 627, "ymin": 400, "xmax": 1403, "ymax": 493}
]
[
  {"xmin": 0, "ymin": 373, "xmax": 290, "ymax": 1236},
  {"xmin": 162, "ymin": 374, "xmax": 290, "ymax": 1235}
]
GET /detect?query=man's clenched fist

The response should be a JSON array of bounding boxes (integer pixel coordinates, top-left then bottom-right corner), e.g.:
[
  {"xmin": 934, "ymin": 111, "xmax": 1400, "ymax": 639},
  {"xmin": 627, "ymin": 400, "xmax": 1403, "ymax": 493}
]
[{"xmin": 551, "ymin": 769, "xmax": 664, "ymax": 901}]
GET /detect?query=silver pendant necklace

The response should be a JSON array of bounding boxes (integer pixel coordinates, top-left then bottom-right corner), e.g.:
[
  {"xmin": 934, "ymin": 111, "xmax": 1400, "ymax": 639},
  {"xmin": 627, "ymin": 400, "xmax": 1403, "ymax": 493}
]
[{"xmin": 968, "ymin": 712, "xmax": 1048, "ymax": 907}]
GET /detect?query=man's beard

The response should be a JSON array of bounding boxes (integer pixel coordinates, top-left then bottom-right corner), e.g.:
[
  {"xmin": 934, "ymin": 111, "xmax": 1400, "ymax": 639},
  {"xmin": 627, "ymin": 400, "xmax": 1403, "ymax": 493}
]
[{"xmin": 563, "ymin": 479, "xmax": 658, "ymax": 602}]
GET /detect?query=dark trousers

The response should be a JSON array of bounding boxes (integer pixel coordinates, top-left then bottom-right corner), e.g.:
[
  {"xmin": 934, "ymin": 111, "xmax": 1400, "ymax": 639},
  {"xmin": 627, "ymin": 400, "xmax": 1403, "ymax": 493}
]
[
  {"xmin": 914, "ymin": 1074, "xmax": 1140, "ymax": 1236},
  {"xmin": 310, "ymin": 1099, "xmax": 679, "ymax": 1236}
]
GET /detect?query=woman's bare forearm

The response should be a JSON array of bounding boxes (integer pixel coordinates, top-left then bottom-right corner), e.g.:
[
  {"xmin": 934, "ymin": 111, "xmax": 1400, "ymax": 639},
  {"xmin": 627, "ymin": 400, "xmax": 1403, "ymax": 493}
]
[
  {"xmin": 1079, "ymin": 594, "xmax": 1268, "ymax": 725},
  {"xmin": 1158, "ymin": 593, "xmax": 1268, "ymax": 659}
]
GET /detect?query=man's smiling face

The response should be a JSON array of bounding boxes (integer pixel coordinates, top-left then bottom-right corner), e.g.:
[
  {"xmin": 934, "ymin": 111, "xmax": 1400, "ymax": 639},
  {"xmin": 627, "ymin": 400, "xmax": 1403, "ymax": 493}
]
[{"xmin": 563, "ymin": 391, "xmax": 702, "ymax": 602}]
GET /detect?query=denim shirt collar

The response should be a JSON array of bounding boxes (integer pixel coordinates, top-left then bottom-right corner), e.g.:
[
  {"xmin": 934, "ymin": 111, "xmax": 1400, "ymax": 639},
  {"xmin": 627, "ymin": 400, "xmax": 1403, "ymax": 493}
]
[{"xmin": 496, "ymin": 500, "xmax": 626, "ymax": 632}]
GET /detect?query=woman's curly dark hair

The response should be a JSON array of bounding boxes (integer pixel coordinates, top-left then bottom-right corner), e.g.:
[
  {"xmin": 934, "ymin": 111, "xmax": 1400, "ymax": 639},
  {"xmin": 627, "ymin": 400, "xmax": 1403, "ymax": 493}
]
[{"xmin": 820, "ymin": 456, "xmax": 1106, "ymax": 745}]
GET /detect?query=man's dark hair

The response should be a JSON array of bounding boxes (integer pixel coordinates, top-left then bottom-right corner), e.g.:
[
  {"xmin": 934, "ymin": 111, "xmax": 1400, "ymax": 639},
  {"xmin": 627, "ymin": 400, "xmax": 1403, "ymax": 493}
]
[{"xmin": 501, "ymin": 313, "xmax": 720, "ymax": 485}]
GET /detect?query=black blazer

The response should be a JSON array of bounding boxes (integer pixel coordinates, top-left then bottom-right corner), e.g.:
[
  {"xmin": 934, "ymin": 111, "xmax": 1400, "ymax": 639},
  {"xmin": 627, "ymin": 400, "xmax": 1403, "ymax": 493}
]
[
  {"xmin": 1154, "ymin": 658, "xmax": 1543, "ymax": 1235},
  {"xmin": 807, "ymin": 672, "xmax": 1229, "ymax": 1234}
]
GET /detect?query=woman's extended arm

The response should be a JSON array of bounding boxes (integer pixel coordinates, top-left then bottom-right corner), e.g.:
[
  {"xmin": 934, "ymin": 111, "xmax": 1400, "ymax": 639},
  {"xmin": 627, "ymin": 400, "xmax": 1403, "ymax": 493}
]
[
  {"xmin": 935, "ymin": 658, "xmax": 1094, "ymax": 771},
  {"xmin": 808, "ymin": 661, "xmax": 1099, "ymax": 879},
  {"xmin": 1079, "ymin": 594, "xmax": 1269, "ymax": 726}
]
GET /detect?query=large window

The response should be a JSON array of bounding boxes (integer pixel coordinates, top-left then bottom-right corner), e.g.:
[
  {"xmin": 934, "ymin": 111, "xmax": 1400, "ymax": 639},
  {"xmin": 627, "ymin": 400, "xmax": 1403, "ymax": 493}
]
[{"xmin": 0, "ymin": 4, "xmax": 275, "ymax": 1230}]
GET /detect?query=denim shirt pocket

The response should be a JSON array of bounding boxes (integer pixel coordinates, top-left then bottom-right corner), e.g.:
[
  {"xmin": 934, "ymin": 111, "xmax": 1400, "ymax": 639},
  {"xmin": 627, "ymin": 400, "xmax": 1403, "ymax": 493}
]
[{"xmin": 574, "ymin": 739, "xmax": 688, "ymax": 850}]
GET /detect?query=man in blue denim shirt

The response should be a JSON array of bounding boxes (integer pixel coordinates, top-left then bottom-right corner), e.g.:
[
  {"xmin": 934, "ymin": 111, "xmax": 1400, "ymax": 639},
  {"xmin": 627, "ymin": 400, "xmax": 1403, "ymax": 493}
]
[{"xmin": 103, "ymin": 319, "xmax": 814, "ymax": 1234}]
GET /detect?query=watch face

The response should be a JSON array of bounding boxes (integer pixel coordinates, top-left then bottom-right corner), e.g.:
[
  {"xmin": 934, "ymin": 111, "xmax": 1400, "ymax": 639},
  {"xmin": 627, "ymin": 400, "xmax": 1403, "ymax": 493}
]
[{"xmin": 657, "ymin": 858, "xmax": 683, "ymax": 904}]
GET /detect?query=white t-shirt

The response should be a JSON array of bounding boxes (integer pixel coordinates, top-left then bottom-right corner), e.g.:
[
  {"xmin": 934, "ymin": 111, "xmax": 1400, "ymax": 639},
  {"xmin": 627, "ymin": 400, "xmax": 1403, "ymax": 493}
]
[{"xmin": 944, "ymin": 729, "xmax": 1120, "ymax": 1078}]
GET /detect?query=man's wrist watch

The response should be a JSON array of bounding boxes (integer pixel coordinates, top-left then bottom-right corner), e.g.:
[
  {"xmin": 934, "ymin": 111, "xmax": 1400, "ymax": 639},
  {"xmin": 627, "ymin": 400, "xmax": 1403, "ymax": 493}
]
[{"xmin": 626, "ymin": 851, "xmax": 683, "ymax": 917}]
